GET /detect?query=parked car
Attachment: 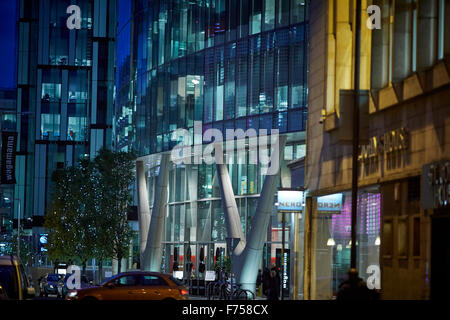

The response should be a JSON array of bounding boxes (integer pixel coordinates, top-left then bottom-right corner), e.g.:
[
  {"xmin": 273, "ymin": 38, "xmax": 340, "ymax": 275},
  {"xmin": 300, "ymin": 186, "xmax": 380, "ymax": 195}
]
[
  {"xmin": 39, "ymin": 273, "xmax": 63, "ymax": 297},
  {"xmin": 66, "ymin": 271, "xmax": 189, "ymax": 301},
  {"xmin": 0, "ymin": 255, "xmax": 35, "ymax": 300},
  {"xmin": 57, "ymin": 274, "xmax": 92, "ymax": 299}
]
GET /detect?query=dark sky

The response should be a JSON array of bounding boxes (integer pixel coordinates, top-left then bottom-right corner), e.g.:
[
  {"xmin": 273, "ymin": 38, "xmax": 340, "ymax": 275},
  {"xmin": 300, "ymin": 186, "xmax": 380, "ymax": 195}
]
[{"xmin": 0, "ymin": 0, "xmax": 18, "ymax": 89}]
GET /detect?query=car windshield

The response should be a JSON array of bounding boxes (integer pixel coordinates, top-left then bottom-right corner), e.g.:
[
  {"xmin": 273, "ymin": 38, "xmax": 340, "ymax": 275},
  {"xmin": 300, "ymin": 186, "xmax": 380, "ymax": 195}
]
[
  {"xmin": 100, "ymin": 275, "xmax": 116, "ymax": 286},
  {"xmin": 169, "ymin": 276, "xmax": 184, "ymax": 286},
  {"xmin": 47, "ymin": 274, "xmax": 60, "ymax": 282},
  {"xmin": 0, "ymin": 265, "xmax": 19, "ymax": 299}
]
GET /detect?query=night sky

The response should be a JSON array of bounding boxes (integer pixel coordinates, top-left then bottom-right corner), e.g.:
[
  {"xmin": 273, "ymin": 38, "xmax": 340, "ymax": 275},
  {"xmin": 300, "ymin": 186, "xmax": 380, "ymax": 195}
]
[{"xmin": 0, "ymin": 0, "xmax": 18, "ymax": 89}]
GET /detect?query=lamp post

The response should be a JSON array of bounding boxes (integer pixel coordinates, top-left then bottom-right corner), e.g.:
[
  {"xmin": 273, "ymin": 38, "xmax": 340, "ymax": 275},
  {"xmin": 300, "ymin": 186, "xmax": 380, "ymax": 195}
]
[
  {"xmin": 14, "ymin": 198, "xmax": 21, "ymax": 260},
  {"xmin": 350, "ymin": 0, "xmax": 362, "ymax": 270}
]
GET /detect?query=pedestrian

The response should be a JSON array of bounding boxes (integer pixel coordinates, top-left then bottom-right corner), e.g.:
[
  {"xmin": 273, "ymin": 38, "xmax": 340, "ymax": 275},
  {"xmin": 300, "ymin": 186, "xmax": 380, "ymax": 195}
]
[
  {"xmin": 256, "ymin": 269, "xmax": 262, "ymax": 296},
  {"xmin": 262, "ymin": 267, "xmax": 270, "ymax": 297},
  {"xmin": 336, "ymin": 268, "xmax": 380, "ymax": 300},
  {"xmin": 266, "ymin": 267, "xmax": 280, "ymax": 301}
]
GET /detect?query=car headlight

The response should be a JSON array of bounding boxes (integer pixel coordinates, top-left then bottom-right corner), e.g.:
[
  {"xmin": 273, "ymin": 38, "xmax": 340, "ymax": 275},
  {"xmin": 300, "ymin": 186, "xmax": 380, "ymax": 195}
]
[{"xmin": 67, "ymin": 291, "xmax": 78, "ymax": 298}]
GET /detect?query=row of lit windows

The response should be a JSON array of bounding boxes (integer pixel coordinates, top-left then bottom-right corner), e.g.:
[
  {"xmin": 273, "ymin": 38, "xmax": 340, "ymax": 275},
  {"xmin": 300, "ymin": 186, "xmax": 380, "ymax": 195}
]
[
  {"xmin": 127, "ymin": 25, "xmax": 307, "ymax": 156},
  {"xmin": 131, "ymin": 0, "xmax": 308, "ymax": 70}
]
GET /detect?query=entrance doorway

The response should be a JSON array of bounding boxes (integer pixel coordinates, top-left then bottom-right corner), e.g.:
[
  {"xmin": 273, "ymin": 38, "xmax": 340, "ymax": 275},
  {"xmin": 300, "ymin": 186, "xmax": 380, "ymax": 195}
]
[{"xmin": 431, "ymin": 211, "xmax": 450, "ymax": 299}]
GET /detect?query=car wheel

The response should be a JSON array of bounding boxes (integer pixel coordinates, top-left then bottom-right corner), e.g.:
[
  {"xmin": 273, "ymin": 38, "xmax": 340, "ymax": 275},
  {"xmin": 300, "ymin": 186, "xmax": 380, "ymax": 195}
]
[{"xmin": 162, "ymin": 298, "xmax": 176, "ymax": 301}]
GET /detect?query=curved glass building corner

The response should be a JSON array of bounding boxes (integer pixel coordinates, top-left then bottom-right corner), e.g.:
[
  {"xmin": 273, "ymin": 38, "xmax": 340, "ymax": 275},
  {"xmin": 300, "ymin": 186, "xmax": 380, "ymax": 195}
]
[{"xmin": 116, "ymin": 0, "xmax": 309, "ymax": 291}]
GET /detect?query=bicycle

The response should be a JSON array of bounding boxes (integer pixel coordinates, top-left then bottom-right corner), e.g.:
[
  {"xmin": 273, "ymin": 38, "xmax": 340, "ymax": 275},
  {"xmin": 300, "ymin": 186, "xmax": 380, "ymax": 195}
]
[{"xmin": 231, "ymin": 284, "xmax": 255, "ymax": 300}]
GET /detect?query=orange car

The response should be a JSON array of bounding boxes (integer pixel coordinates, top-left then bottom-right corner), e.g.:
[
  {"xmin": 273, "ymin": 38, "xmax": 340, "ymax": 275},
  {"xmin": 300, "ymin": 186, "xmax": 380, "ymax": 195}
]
[{"xmin": 66, "ymin": 271, "xmax": 189, "ymax": 301}]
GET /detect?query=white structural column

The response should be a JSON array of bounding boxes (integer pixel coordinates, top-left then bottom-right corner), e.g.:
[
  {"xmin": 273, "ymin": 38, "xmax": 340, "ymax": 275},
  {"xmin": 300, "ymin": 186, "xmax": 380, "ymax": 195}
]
[
  {"xmin": 136, "ymin": 160, "xmax": 151, "ymax": 270},
  {"xmin": 215, "ymin": 135, "xmax": 287, "ymax": 294},
  {"xmin": 216, "ymin": 162, "xmax": 246, "ymax": 255},
  {"xmin": 236, "ymin": 135, "xmax": 287, "ymax": 294},
  {"xmin": 147, "ymin": 152, "xmax": 171, "ymax": 271}
]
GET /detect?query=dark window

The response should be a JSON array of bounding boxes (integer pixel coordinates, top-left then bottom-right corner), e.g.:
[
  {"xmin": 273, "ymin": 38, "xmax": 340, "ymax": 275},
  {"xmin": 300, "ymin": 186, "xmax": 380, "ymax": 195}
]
[
  {"xmin": 115, "ymin": 275, "xmax": 140, "ymax": 286},
  {"xmin": 141, "ymin": 275, "xmax": 168, "ymax": 286},
  {"xmin": 383, "ymin": 220, "xmax": 393, "ymax": 256},
  {"xmin": 0, "ymin": 265, "xmax": 19, "ymax": 299},
  {"xmin": 408, "ymin": 176, "xmax": 421, "ymax": 201},
  {"xmin": 413, "ymin": 217, "xmax": 421, "ymax": 257}
]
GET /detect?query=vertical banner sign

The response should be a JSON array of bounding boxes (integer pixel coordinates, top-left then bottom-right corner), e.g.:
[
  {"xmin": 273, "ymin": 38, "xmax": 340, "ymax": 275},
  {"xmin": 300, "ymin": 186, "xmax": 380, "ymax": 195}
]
[
  {"xmin": 1, "ymin": 132, "xmax": 18, "ymax": 184},
  {"xmin": 276, "ymin": 248, "xmax": 290, "ymax": 297}
]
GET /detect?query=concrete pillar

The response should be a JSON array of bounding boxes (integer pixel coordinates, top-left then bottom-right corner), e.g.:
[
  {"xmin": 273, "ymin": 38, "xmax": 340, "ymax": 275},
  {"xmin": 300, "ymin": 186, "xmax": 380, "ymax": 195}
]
[
  {"xmin": 393, "ymin": 0, "xmax": 413, "ymax": 82},
  {"xmin": 216, "ymin": 162, "xmax": 246, "ymax": 256},
  {"xmin": 147, "ymin": 153, "xmax": 171, "ymax": 271},
  {"xmin": 236, "ymin": 135, "xmax": 287, "ymax": 294},
  {"xmin": 136, "ymin": 161, "xmax": 151, "ymax": 270},
  {"xmin": 417, "ymin": 0, "xmax": 438, "ymax": 70}
]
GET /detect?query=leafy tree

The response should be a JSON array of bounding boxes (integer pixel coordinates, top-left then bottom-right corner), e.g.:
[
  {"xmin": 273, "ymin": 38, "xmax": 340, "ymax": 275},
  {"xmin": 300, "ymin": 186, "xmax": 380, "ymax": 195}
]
[
  {"xmin": 45, "ymin": 149, "xmax": 136, "ymax": 276},
  {"xmin": 0, "ymin": 228, "xmax": 33, "ymax": 266},
  {"xmin": 44, "ymin": 163, "xmax": 94, "ymax": 271},
  {"xmin": 92, "ymin": 148, "xmax": 136, "ymax": 273}
]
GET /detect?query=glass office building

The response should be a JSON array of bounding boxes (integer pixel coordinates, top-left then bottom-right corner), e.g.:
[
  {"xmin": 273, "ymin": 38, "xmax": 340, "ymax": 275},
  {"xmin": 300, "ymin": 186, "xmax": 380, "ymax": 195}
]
[
  {"xmin": 16, "ymin": 0, "xmax": 116, "ymax": 254},
  {"xmin": 116, "ymin": 0, "xmax": 309, "ymax": 292}
]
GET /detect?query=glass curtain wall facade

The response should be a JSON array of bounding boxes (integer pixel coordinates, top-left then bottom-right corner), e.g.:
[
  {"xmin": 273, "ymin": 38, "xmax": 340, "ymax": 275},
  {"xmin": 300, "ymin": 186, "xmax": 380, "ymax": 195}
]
[
  {"xmin": 116, "ymin": 0, "xmax": 309, "ymax": 283},
  {"xmin": 16, "ymin": 0, "xmax": 116, "ymax": 258}
]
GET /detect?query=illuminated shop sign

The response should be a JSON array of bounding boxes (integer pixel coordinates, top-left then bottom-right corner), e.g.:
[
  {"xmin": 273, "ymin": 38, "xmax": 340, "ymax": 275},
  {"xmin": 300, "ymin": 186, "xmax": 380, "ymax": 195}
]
[
  {"xmin": 277, "ymin": 190, "xmax": 304, "ymax": 212},
  {"xmin": 317, "ymin": 193, "xmax": 343, "ymax": 213},
  {"xmin": 422, "ymin": 161, "xmax": 450, "ymax": 209},
  {"xmin": 39, "ymin": 234, "xmax": 48, "ymax": 252},
  {"xmin": 276, "ymin": 248, "xmax": 290, "ymax": 298},
  {"xmin": 359, "ymin": 128, "xmax": 409, "ymax": 163}
]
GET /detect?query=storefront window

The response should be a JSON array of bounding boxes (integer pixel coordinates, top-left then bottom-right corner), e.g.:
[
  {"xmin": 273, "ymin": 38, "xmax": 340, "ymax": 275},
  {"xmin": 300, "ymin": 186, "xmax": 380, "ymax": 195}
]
[
  {"xmin": 197, "ymin": 201, "xmax": 211, "ymax": 242},
  {"xmin": 212, "ymin": 200, "xmax": 226, "ymax": 241},
  {"xmin": 311, "ymin": 190, "xmax": 381, "ymax": 299}
]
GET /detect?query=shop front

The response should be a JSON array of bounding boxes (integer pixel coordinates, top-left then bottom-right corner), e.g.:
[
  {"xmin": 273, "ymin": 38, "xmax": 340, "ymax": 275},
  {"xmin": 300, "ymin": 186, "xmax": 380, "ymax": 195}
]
[
  {"xmin": 422, "ymin": 160, "xmax": 450, "ymax": 299},
  {"xmin": 307, "ymin": 189, "xmax": 381, "ymax": 300}
]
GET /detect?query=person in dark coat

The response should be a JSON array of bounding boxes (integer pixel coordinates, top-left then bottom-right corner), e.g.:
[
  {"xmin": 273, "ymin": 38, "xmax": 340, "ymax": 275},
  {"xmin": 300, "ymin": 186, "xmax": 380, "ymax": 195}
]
[
  {"xmin": 337, "ymin": 268, "xmax": 380, "ymax": 300},
  {"xmin": 262, "ymin": 268, "xmax": 270, "ymax": 297},
  {"xmin": 256, "ymin": 269, "xmax": 262, "ymax": 296},
  {"xmin": 266, "ymin": 267, "xmax": 281, "ymax": 300}
]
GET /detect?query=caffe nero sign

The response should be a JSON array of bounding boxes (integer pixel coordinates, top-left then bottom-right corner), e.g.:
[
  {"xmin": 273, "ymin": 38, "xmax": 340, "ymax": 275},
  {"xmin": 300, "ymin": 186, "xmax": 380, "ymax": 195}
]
[{"xmin": 1, "ymin": 131, "xmax": 18, "ymax": 184}]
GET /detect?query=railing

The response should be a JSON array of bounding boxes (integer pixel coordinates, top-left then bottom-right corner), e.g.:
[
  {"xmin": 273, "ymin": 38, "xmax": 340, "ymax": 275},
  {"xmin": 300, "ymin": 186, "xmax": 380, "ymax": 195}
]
[{"xmin": 206, "ymin": 282, "xmax": 254, "ymax": 300}]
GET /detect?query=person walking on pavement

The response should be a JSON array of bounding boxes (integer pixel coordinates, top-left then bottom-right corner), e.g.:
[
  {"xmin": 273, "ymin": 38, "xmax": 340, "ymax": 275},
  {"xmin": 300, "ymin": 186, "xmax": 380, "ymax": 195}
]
[
  {"xmin": 337, "ymin": 268, "xmax": 380, "ymax": 300},
  {"xmin": 256, "ymin": 269, "xmax": 263, "ymax": 296},
  {"xmin": 266, "ymin": 267, "xmax": 281, "ymax": 300},
  {"xmin": 262, "ymin": 267, "xmax": 270, "ymax": 297}
]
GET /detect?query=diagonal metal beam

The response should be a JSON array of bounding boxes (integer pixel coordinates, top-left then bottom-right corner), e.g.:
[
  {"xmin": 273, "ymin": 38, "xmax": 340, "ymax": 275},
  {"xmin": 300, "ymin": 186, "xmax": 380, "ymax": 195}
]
[
  {"xmin": 147, "ymin": 152, "xmax": 171, "ymax": 271},
  {"xmin": 236, "ymin": 134, "xmax": 287, "ymax": 294},
  {"xmin": 136, "ymin": 160, "xmax": 151, "ymax": 271}
]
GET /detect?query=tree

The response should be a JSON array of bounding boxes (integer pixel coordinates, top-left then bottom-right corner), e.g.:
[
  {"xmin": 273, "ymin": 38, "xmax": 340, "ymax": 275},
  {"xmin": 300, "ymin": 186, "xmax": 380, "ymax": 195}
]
[
  {"xmin": 92, "ymin": 148, "xmax": 136, "ymax": 274},
  {"xmin": 45, "ymin": 149, "xmax": 136, "ymax": 276},
  {"xmin": 0, "ymin": 228, "xmax": 33, "ymax": 266},
  {"xmin": 44, "ymin": 163, "xmax": 95, "ymax": 271}
]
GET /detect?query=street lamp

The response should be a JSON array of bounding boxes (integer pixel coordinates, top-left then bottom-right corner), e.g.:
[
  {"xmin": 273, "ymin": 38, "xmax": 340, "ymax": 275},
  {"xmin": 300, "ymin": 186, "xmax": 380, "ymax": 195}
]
[
  {"xmin": 350, "ymin": 0, "xmax": 362, "ymax": 271},
  {"xmin": 14, "ymin": 198, "xmax": 21, "ymax": 259}
]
